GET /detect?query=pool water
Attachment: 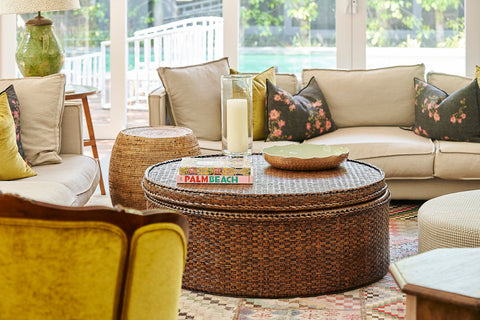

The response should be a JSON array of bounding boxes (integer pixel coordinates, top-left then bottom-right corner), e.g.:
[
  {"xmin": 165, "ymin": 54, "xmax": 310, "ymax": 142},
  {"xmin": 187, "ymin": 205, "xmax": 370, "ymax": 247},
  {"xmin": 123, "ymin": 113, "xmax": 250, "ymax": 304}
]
[{"xmin": 239, "ymin": 51, "xmax": 336, "ymax": 74}]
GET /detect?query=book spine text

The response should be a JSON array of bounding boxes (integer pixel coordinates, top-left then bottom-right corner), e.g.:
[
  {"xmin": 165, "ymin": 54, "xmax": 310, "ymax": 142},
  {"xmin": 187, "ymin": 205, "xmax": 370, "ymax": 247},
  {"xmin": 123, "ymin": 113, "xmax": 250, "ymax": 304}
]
[{"xmin": 177, "ymin": 175, "xmax": 253, "ymax": 184}]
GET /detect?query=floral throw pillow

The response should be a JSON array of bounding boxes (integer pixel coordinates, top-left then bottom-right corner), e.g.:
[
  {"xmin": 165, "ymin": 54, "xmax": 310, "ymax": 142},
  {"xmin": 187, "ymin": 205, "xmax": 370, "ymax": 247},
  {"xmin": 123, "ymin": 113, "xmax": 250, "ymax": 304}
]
[
  {"xmin": 265, "ymin": 77, "xmax": 336, "ymax": 142},
  {"xmin": 413, "ymin": 78, "xmax": 480, "ymax": 141},
  {"xmin": 0, "ymin": 85, "xmax": 28, "ymax": 163}
]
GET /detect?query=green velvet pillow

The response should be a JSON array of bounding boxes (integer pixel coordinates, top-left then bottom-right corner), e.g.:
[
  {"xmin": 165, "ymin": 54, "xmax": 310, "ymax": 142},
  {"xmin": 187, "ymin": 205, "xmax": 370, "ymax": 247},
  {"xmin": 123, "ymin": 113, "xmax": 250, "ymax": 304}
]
[
  {"xmin": 413, "ymin": 78, "xmax": 480, "ymax": 141},
  {"xmin": 230, "ymin": 67, "xmax": 276, "ymax": 140},
  {"xmin": 0, "ymin": 92, "xmax": 36, "ymax": 180},
  {"xmin": 265, "ymin": 77, "xmax": 336, "ymax": 142}
]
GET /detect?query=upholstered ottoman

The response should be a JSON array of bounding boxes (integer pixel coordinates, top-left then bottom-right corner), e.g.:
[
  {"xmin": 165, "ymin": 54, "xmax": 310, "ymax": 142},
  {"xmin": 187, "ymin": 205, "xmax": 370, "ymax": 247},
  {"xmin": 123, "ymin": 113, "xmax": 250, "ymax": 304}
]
[{"xmin": 418, "ymin": 190, "xmax": 480, "ymax": 253}]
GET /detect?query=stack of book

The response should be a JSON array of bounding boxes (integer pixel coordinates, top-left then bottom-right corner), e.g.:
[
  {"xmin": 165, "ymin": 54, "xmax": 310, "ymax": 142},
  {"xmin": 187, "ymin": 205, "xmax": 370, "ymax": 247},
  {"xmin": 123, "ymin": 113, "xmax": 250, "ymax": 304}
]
[{"xmin": 177, "ymin": 157, "xmax": 253, "ymax": 184}]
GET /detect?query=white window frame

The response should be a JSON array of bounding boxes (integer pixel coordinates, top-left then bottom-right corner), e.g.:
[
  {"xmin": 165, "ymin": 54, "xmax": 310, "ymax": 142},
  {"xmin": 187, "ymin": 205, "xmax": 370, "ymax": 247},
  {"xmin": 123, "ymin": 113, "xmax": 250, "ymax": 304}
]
[
  {"xmin": 225, "ymin": 0, "xmax": 479, "ymax": 74},
  {"xmin": 2, "ymin": 0, "xmax": 479, "ymax": 138}
]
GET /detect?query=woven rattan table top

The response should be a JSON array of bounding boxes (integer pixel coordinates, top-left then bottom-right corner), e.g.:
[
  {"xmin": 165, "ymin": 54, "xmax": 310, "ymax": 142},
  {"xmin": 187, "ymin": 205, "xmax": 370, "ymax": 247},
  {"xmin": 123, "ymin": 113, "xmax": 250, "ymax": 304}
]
[
  {"xmin": 143, "ymin": 154, "xmax": 386, "ymax": 213},
  {"xmin": 120, "ymin": 125, "xmax": 194, "ymax": 139}
]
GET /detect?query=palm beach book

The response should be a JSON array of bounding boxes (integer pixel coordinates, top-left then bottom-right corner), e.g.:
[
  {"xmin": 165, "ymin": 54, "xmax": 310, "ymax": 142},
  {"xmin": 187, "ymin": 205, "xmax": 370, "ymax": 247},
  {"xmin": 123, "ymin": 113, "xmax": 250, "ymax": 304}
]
[
  {"xmin": 177, "ymin": 174, "xmax": 253, "ymax": 184},
  {"xmin": 177, "ymin": 157, "xmax": 253, "ymax": 184}
]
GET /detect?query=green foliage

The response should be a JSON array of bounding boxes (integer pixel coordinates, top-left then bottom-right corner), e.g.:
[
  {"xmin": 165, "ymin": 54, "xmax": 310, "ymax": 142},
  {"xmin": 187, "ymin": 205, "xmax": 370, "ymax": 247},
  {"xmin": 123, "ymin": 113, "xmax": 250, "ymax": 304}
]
[
  {"xmin": 420, "ymin": 0, "xmax": 461, "ymax": 12},
  {"xmin": 287, "ymin": 0, "xmax": 319, "ymax": 24},
  {"xmin": 73, "ymin": 2, "xmax": 110, "ymax": 47},
  {"xmin": 367, "ymin": 0, "xmax": 464, "ymax": 48},
  {"xmin": 241, "ymin": 0, "xmax": 284, "ymax": 38},
  {"xmin": 242, "ymin": 0, "xmax": 463, "ymax": 48},
  {"xmin": 241, "ymin": 0, "xmax": 318, "ymax": 46},
  {"xmin": 441, "ymin": 17, "xmax": 465, "ymax": 47}
]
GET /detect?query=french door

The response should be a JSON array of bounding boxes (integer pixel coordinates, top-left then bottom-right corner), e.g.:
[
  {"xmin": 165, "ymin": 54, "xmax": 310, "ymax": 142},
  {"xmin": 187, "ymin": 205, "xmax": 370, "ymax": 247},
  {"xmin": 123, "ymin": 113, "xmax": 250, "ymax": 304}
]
[{"xmin": 3, "ymin": 0, "xmax": 480, "ymax": 139}]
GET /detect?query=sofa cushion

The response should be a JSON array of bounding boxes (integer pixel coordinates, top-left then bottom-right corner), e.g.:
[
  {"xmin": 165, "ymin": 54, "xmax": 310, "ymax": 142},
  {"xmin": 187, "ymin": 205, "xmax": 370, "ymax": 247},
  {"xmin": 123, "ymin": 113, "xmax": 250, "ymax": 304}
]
[
  {"xmin": 275, "ymin": 73, "xmax": 299, "ymax": 95},
  {"xmin": 303, "ymin": 126, "xmax": 435, "ymax": 179},
  {"xmin": 427, "ymin": 72, "xmax": 473, "ymax": 95},
  {"xmin": 0, "ymin": 155, "xmax": 99, "ymax": 206},
  {"xmin": 302, "ymin": 64, "xmax": 425, "ymax": 127},
  {"xmin": 0, "ymin": 92, "xmax": 36, "ymax": 180},
  {"xmin": 157, "ymin": 57, "xmax": 230, "ymax": 140},
  {"xmin": 0, "ymin": 182, "xmax": 75, "ymax": 206},
  {"xmin": 434, "ymin": 140, "xmax": 480, "ymax": 180},
  {"xmin": 0, "ymin": 74, "xmax": 66, "ymax": 166},
  {"xmin": 265, "ymin": 77, "xmax": 336, "ymax": 142},
  {"xmin": 413, "ymin": 78, "xmax": 480, "ymax": 141},
  {"xmin": 231, "ymin": 67, "xmax": 276, "ymax": 140}
]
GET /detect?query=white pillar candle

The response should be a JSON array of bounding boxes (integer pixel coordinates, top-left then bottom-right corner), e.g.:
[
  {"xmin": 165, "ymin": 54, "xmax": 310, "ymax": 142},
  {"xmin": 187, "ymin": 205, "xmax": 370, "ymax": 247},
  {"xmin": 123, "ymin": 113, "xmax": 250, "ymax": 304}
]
[{"xmin": 226, "ymin": 98, "xmax": 248, "ymax": 153}]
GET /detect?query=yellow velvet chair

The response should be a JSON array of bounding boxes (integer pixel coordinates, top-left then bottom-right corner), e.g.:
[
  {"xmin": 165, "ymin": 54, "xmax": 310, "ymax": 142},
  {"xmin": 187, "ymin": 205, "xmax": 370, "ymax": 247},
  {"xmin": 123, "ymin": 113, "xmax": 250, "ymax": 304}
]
[{"xmin": 0, "ymin": 193, "xmax": 188, "ymax": 320}]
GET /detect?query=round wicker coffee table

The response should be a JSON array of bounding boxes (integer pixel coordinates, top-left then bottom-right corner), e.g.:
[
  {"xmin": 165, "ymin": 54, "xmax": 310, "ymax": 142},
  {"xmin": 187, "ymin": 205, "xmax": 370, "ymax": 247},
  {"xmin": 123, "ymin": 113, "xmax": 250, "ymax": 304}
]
[
  {"xmin": 109, "ymin": 126, "xmax": 200, "ymax": 209},
  {"xmin": 143, "ymin": 154, "xmax": 391, "ymax": 298}
]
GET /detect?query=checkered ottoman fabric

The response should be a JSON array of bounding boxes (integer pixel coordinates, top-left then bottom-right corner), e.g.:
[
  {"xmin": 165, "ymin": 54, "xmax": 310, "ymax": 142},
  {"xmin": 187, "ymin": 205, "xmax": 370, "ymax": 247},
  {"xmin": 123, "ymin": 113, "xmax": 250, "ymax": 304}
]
[{"xmin": 418, "ymin": 190, "xmax": 480, "ymax": 253}]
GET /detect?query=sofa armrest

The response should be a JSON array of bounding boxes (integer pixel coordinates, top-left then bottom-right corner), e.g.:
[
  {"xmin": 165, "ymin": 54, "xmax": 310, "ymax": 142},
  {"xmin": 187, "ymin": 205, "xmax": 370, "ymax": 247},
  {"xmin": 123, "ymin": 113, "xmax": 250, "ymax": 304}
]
[
  {"xmin": 148, "ymin": 86, "xmax": 168, "ymax": 126},
  {"xmin": 60, "ymin": 101, "xmax": 83, "ymax": 155}
]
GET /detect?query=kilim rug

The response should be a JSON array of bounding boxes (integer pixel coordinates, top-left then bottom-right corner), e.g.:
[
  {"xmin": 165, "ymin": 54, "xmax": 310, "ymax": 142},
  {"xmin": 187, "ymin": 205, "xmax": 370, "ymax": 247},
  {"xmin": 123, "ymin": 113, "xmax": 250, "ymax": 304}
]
[{"xmin": 177, "ymin": 201, "xmax": 420, "ymax": 320}]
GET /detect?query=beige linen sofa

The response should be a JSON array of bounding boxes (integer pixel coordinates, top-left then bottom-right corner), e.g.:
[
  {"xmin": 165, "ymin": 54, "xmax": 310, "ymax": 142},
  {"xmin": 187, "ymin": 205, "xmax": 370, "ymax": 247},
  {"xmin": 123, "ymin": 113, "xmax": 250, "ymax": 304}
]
[
  {"xmin": 0, "ymin": 74, "xmax": 99, "ymax": 206},
  {"xmin": 148, "ymin": 62, "xmax": 480, "ymax": 200}
]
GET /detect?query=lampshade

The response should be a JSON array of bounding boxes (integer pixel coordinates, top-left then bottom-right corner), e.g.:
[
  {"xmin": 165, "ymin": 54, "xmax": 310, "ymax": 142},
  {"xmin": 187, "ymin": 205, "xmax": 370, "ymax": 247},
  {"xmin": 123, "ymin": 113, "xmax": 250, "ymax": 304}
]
[{"xmin": 0, "ymin": 0, "xmax": 80, "ymax": 15}]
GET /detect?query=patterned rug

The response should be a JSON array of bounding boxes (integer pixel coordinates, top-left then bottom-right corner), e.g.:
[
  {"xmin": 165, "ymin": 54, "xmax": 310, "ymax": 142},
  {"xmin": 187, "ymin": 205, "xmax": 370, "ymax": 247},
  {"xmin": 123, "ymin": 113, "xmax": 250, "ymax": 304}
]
[{"xmin": 177, "ymin": 201, "xmax": 420, "ymax": 320}]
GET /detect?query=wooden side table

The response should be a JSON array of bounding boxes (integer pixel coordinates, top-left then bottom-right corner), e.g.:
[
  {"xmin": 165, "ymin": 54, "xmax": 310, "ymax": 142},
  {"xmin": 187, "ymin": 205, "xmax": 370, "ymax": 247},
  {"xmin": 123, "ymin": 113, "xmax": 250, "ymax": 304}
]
[
  {"xmin": 390, "ymin": 248, "xmax": 480, "ymax": 320},
  {"xmin": 65, "ymin": 84, "xmax": 105, "ymax": 195},
  {"xmin": 109, "ymin": 126, "xmax": 201, "ymax": 210}
]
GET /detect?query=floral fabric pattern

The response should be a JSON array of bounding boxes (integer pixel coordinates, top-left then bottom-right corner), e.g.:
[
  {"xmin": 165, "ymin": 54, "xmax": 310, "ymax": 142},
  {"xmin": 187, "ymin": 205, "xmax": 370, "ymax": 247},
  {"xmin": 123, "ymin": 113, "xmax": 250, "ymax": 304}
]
[
  {"xmin": 413, "ymin": 78, "xmax": 480, "ymax": 142},
  {"xmin": 0, "ymin": 85, "xmax": 29, "ymax": 163},
  {"xmin": 265, "ymin": 77, "xmax": 336, "ymax": 142}
]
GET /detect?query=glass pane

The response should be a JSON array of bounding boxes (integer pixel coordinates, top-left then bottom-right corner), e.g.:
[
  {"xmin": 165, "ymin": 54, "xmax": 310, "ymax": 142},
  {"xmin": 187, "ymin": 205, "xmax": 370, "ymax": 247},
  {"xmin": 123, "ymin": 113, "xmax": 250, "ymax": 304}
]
[
  {"xmin": 18, "ymin": 0, "xmax": 111, "ymax": 126},
  {"xmin": 239, "ymin": 0, "xmax": 336, "ymax": 75},
  {"xmin": 126, "ymin": 0, "xmax": 223, "ymax": 128},
  {"xmin": 366, "ymin": 0, "xmax": 465, "ymax": 75}
]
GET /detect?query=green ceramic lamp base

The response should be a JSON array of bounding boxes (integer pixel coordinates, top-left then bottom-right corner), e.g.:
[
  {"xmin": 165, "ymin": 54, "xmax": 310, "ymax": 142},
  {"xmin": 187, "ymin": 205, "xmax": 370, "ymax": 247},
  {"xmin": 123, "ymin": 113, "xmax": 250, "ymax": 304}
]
[{"xmin": 15, "ymin": 16, "xmax": 64, "ymax": 77}]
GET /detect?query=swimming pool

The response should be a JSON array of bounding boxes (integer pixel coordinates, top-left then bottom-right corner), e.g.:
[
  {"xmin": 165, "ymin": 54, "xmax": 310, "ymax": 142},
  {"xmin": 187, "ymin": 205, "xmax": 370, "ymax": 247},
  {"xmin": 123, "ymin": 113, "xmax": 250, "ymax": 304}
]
[{"xmin": 239, "ymin": 49, "xmax": 336, "ymax": 74}]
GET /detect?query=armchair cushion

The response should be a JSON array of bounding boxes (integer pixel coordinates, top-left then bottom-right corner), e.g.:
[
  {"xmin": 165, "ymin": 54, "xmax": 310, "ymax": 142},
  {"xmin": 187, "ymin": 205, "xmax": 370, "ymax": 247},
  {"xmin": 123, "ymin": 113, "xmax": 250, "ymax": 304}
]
[
  {"xmin": 0, "ymin": 73, "xmax": 66, "ymax": 166},
  {"xmin": 0, "ymin": 92, "xmax": 36, "ymax": 180},
  {"xmin": 0, "ymin": 218, "xmax": 127, "ymax": 319},
  {"xmin": 157, "ymin": 57, "xmax": 230, "ymax": 140}
]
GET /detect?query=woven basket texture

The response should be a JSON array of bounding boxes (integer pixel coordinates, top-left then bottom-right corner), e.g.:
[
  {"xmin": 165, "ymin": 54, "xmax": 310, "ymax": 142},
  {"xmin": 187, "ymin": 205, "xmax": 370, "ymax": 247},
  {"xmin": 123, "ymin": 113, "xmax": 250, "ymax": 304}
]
[
  {"xmin": 143, "ymin": 154, "xmax": 391, "ymax": 297},
  {"xmin": 144, "ymin": 156, "xmax": 387, "ymax": 213},
  {"xmin": 109, "ymin": 126, "xmax": 200, "ymax": 209}
]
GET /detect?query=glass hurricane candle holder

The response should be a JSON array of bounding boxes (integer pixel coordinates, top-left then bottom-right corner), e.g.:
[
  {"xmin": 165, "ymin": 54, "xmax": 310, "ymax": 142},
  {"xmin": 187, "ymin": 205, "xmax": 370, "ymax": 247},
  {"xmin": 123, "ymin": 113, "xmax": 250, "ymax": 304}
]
[{"xmin": 221, "ymin": 74, "xmax": 253, "ymax": 156}]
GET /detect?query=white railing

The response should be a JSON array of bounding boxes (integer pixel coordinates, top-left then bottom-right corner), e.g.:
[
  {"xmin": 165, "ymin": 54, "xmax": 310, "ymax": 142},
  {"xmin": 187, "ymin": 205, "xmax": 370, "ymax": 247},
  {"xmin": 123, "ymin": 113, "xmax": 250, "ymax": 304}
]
[
  {"xmin": 63, "ymin": 52, "xmax": 103, "ymax": 89},
  {"xmin": 128, "ymin": 17, "xmax": 223, "ymax": 105},
  {"xmin": 63, "ymin": 16, "xmax": 223, "ymax": 108}
]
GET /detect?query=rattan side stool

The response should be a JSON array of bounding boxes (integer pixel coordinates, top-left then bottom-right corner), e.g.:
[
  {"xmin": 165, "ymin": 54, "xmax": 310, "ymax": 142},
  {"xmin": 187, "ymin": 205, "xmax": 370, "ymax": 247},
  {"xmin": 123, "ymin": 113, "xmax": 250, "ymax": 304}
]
[{"xmin": 109, "ymin": 126, "xmax": 201, "ymax": 209}]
